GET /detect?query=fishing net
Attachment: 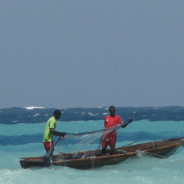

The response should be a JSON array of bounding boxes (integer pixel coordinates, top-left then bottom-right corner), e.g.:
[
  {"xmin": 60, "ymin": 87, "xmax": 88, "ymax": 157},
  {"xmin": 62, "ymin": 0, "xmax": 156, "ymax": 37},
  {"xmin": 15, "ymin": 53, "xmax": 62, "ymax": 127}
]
[{"xmin": 52, "ymin": 125, "xmax": 121, "ymax": 157}]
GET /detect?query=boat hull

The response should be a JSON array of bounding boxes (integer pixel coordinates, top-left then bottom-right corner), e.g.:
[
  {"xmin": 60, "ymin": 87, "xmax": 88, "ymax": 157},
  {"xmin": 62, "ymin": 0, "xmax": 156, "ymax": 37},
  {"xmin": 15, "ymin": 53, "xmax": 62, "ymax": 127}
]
[{"xmin": 20, "ymin": 137, "xmax": 184, "ymax": 169}]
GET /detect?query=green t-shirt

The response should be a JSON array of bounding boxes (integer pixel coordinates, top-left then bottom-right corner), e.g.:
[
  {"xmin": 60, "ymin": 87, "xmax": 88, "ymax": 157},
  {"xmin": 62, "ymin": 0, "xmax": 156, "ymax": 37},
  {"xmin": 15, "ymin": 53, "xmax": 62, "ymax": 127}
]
[{"xmin": 43, "ymin": 117, "xmax": 56, "ymax": 142}]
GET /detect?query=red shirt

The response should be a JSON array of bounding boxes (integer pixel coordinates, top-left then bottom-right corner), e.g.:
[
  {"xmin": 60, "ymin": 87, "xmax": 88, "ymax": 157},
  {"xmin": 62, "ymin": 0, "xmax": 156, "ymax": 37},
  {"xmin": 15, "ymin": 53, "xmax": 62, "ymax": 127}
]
[{"xmin": 104, "ymin": 115, "xmax": 122, "ymax": 128}]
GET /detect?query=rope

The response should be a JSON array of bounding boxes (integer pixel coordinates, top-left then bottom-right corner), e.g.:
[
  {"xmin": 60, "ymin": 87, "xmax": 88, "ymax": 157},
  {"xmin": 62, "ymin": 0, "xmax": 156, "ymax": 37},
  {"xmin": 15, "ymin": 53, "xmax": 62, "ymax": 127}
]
[
  {"xmin": 91, "ymin": 135, "xmax": 103, "ymax": 169},
  {"xmin": 46, "ymin": 137, "xmax": 62, "ymax": 159},
  {"xmin": 137, "ymin": 145, "xmax": 184, "ymax": 163}
]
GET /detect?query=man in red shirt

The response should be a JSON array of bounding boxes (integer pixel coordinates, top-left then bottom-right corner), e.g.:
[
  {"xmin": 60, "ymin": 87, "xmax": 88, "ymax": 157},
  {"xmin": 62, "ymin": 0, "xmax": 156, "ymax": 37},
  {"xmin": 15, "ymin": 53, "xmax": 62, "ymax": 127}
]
[{"xmin": 101, "ymin": 106, "xmax": 132, "ymax": 155}]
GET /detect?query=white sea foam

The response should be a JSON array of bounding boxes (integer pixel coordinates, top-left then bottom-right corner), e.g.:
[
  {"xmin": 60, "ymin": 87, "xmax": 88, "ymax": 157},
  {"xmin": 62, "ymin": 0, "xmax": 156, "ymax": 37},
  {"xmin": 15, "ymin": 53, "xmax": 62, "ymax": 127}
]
[
  {"xmin": 33, "ymin": 113, "xmax": 40, "ymax": 117},
  {"xmin": 24, "ymin": 106, "xmax": 45, "ymax": 110},
  {"xmin": 88, "ymin": 112, "xmax": 99, "ymax": 116}
]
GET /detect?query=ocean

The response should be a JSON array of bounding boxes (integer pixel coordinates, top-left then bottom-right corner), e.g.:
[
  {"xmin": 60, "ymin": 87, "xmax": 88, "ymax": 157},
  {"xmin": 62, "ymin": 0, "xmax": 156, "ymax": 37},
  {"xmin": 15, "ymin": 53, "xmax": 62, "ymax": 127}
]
[{"xmin": 0, "ymin": 106, "xmax": 184, "ymax": 184}]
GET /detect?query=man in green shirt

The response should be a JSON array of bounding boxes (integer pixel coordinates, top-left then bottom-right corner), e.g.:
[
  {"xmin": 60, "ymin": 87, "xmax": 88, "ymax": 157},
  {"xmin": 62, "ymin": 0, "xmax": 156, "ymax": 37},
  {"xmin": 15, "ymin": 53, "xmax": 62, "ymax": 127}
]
[{"xmin": 43, "ymin": 109, "xmax": 65, "ymax": 154}]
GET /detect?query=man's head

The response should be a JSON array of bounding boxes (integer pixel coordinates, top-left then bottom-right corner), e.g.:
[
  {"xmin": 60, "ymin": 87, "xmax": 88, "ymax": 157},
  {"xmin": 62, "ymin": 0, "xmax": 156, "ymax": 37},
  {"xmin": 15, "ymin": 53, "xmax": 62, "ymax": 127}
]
[
  {"xmin": 109, "ymin": 106, "xmax": 115, "ymax": 116},
  {"xmin": 53, "ymin": 109, "xmax": 61, "ymax": 120}
]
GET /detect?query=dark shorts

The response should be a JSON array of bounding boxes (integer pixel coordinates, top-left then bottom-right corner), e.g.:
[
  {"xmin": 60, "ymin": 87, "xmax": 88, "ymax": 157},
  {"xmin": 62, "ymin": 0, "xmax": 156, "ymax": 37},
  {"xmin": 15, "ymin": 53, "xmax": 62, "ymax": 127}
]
[
  {"xmin": 102, "ymin": 131, "xmax": 117, "ymax": 150},
  {"xmin": 43, "ymin": 142, "xmax": 54, "ymax": 153}
]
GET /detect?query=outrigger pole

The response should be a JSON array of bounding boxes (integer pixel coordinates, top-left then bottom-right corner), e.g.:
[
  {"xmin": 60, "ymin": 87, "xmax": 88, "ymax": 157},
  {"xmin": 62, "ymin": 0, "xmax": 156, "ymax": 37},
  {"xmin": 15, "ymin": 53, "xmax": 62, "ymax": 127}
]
[{"xmin": 46, "ymin": 136, "xmax": 63, "ymax": 162}]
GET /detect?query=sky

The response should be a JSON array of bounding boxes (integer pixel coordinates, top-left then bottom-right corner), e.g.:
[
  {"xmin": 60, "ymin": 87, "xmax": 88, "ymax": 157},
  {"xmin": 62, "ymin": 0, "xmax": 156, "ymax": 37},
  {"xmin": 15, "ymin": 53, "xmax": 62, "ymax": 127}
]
[{"xmin": 0, "ymin": 0, "xmax": 184, "ymax": 108}]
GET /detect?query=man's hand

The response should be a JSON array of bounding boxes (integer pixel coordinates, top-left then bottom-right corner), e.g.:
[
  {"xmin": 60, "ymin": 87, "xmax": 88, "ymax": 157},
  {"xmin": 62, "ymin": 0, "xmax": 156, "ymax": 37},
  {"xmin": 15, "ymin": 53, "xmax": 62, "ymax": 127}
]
[
  {"xmin": 127, "ymin": 118, "xmax": 133, "ymax": 123},
  {"xmin": 60, "ymin": 132, "xmax": 66, "ymax": 138},
  {"xmin": 121, "ymin": 118, "xmax": 133, "ymax": 128}
]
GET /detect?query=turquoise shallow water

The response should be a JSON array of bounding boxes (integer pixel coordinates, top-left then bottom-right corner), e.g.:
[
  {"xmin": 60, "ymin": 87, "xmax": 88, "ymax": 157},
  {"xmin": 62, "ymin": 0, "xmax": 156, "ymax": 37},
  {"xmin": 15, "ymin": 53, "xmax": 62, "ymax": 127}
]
[{"xmin": 1, "ymin": 120, "xmax": 184, "ymax": 184}]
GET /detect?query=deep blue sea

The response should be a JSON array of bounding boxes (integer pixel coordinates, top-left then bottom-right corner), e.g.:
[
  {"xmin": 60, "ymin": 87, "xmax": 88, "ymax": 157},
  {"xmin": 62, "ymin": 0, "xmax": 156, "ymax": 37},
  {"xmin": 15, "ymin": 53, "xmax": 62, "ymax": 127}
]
[{"xmin": 1, "ymin": 106, "xmax": 184, "ymax": 184}]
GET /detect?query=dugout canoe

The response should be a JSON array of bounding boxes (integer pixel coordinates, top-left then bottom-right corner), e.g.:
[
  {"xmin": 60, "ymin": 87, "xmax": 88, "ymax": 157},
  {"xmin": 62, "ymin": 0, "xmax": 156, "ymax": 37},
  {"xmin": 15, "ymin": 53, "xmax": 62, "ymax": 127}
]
[{"xmin": 20, "ymin": 137, "xmax": 184, "ymax": 169}]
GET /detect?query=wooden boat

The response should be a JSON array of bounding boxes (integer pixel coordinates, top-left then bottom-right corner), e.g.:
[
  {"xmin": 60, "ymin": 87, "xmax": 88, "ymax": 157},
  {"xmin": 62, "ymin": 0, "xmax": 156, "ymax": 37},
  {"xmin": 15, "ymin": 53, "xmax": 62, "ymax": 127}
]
[{"xmin": 20, "ymin": 137, "xmax": 184, "ymax": 169}]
